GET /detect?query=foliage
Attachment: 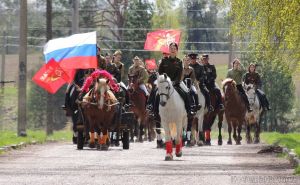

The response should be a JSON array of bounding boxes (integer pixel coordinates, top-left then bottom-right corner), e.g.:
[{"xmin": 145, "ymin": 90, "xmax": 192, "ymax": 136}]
[
  {"xmin": 28, "ymin": 65, "xmax": 67, "ymax": 130},
  {"xmin": 230, "ymin": 0, "xmax": 300, "ymax": 131},
  {"xmin": 184, "ymin": 0, "xmax": 228, "ymax": 52},
  {"xmin": 122, "ymin": 0, "xmax": 153, "ymax": 72}
]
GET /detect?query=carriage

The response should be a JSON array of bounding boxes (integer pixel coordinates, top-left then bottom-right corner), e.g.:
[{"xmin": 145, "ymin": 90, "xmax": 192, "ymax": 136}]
[{"xmin": 75, "ymin": 101, "xmax": 135, "ymax": 150}]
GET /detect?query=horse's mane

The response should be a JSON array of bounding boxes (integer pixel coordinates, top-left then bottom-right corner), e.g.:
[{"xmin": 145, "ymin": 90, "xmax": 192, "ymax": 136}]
[
  {"xmin": 222, "ymin": 78, "xmax": 236, "ymax": 87},
  {"xmin": 81, "ymin": 69, "xmax": 119, "ymax": 93}
]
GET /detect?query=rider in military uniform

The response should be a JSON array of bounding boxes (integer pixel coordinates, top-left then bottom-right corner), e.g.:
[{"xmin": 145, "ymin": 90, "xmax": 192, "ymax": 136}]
[
  {"xmin": 113, "ymin": 50, "xmax": 124, "ymax": 82},
  {"xmin": 243, "ymin": 63, "xmax": 271, "ymax": 111},
  {"xmin": 104, "ymin": 53, "xmax": 119, "ymax": 79},
  {"xmin": 226, "ymin": 58, "xmax": 252, "ymax": 112},
  {"xmin": 201, "ymin": 54, "xmax": 224, "ymax": 110},
  {"xmin": 182, "ymin": 55, "xmax": 201, "ymax": 111},
  {"xmin": 189, "ymin": 53, "xmax": 214, "ymax": 112},
  {"xmin": 97, "ymin": 46, "xmax": 106, "ymax": 70},
  {"xmin": 158, "ymin": 42, "xmax": 194, "ymax": 116},
  {"xmin": 128, "ymin": 56, "xmax": 149, "ymax": 97}
]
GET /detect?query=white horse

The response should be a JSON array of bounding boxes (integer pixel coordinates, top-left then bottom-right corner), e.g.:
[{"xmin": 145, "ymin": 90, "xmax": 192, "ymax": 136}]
[
  {"xmin": 157, "ymin": 74, "xmax": 187, "ymax": 161},
  {"xmin": 244, "ymin": 83, "xmax": 263, "ymax": 144},
  {"xmin": 185, "ymin": 82, "xmax": 206, "ymax": 147}
]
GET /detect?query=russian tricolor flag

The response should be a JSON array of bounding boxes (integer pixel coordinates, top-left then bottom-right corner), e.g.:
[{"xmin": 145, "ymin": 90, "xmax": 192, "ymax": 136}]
[{"xmin": 43, "ymin": 31, "xmax": 98, "ymax": 69}]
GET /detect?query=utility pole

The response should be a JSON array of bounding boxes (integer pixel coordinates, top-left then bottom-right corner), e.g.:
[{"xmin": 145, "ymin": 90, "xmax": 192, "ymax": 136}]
[
  {"xmin": 18, "ymin": 0, "xmax": 27, "ymax": 137},
  {"xmin": 72, "ymin": 0, "xmax": 79, "ymax": 34},
  {"xmin": 46, "ymin": 0, "xmax": 53, "ymax": 135},
  {"xmin": 1, "ymin": 31, "xmax": 6, "ymax": 93}
]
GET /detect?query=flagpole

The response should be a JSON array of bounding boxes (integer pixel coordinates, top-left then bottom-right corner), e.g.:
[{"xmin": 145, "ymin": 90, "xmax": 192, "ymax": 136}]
[
  {"xmin": 18, "ymin": 0, "xmax": 27, "ymax": 136},
  {"xmin": 46, "ymin": 0, "xmax": 53, "ymax": 135}
]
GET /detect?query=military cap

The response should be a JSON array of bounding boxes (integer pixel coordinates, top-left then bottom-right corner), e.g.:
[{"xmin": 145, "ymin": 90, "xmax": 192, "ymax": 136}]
[
  {"xmin": 188, "ymin": 53, "xmax": 198, "ymax": 60},
  {"xmin": 114, "ymin": 50, "xmax": 122, "ymax": 56},
  {"xmin": 133, "ymin": 56, "xmax": 140, "ymax": 60},
  {"xmin": 202, "ymin": 54, "xmax": 209, "ymax": 58}
]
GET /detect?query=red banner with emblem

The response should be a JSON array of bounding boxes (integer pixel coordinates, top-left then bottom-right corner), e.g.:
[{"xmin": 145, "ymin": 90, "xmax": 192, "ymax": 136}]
[
  {"xmin": 145, "ymin": 59, "xmax": 157, "ymax": 70},
  {"xmin": 32, "ymin": 58, "xmax": 74, "ymax": 94},
  {"xmin": 144, "ymin": 30, "xmax": 181, "ymax": 53}
]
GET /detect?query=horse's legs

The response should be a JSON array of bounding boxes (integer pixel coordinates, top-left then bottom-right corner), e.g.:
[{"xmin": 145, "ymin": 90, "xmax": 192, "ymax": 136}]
[
  {"xmin": 227, "ymin": 121, "xmax": 232, "ymax": 145},
  {"xmin": 217, "ymin": 114, "xmax": 223, "ymax": 145},
  {"xmin": 89, "ymin": 125, "xmax": 96, "ymax": 148},
  {"xmin": 246, "ymin": 123, "xmax": 252, "ymax": 144},
  {"xmin": 163, "ymin": 123, "xmax": 173, "ymax": 161},
  {"xmin": 254, "ymin": 121, "xmax": 260, "ymax": 144},
  {"xmin": 138, "ymin": 117, "xmax": 145, "ymax": 142},
  {"xmin": 233, "ymin": 122, "xmax": 237, "ymax": 142},
  {"xmin": 175, "ymin": 122, "xmax": 183, "ymax": 157},
  {"xmin": 236, "ymin": 123, "xmax": 242, "ymax": 145}
]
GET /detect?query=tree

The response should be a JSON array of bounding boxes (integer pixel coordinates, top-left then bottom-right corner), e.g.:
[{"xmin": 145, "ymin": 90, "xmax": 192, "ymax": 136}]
[
  {"xmin": 230, "ymin": 0, "xmax": 300, "ymax": 131},
  {"xmin": 122, "ymin": 0, "xmax": 153, "ymax": 71}
]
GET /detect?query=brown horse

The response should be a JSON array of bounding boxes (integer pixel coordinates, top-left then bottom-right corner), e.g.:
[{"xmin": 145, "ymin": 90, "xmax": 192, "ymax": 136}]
[
  {"xmin": 202, "ymin": 86, "xmax": 224, "ymax": 145},
  {"xmin": 222, "ymin": 79, "xmax": 247, "ymax": 145},
  {"xmin": 128, "ymin": 74, "xmax": 147, "ymax": 142},
  {"xmin": 80, "ymin": 78, "xmax": 120, "ymax": 150}
]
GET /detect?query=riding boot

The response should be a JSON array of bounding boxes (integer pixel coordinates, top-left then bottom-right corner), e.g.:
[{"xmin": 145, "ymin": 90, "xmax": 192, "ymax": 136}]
[
  {"xmin": 175, "ymin": 86, "xmax": 194, "ymax": 117},
  {"xmin": 242, "ymin": 93, "xmax": 253, "ymax": 112},
  {"xmin": 192, "ymin": 91, "xmax": 201, "ymax": 111},
  {"xmin": 201, "ymin": 86, "xmax": 214, "ymax": 112},
  {"xmin": 263, "ymin": 95, "xmax": 271, "ymax": 110},
  {"xmin": 153, "ymin": 94, "xmax": 160, "ymax": 115},
  {"xmin": 215, "ymin": 88, "xmax": 224, "ymax": 111}
]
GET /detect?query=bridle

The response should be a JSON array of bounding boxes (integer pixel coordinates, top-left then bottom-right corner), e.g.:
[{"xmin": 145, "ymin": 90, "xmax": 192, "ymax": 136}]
[{"xmin": 158, "ymin": 79, "xmax": 174, "ymax": 101}]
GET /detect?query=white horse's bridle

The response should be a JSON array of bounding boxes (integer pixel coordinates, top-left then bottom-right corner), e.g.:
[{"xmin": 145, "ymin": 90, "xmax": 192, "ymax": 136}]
[{"xmin": 158, "ymin": 79, "xmax": 174, "ymax": 101}]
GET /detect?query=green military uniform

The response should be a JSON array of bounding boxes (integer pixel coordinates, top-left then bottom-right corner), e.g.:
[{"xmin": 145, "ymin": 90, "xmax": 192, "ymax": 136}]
[
  {"xmin": 128, "ymin": 64, "xmax": 148, "ymax": 85},
  {"xmin": 114, "ymin": 61, "xmax": 124, "ymax": 82},
  {"xmin": 106, "ymin": 63, "xmax": 119, "ymax": 79},
  {"xmin": 97, "ymin": 55, "xmax": 106, "ymax": 70}
]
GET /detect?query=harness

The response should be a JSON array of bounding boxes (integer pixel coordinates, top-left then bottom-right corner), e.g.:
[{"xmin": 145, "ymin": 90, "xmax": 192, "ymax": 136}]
[{"xmin": 158, "ymin": 79, "xmax": 174, "ymax": 101}]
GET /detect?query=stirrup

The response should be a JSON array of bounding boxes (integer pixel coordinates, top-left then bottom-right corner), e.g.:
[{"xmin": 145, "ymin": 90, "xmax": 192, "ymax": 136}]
[{"xmin": 208, "ymin": 105, "xmax": 214, "ymax": 112}]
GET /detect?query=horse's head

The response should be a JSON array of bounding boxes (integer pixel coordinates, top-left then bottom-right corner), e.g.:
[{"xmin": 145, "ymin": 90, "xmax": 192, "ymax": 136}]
[
  {"xmin": 95, "ymin": 78, "xmax": 110, "ymax": 109},
  {"xmin": 222, "ymin": 78, "xmax": 236, "ymax": 97},
  {"xmin": 244, "ymin": 83, "xmax": 256, "ymax": 105},
  {"xmin": 157, "ymin": 73, "xmax": 173, "ymax": 107}
]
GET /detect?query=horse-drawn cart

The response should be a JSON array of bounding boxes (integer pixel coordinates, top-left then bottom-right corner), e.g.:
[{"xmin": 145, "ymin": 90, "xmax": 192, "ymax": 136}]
[{"xmin": 76, "ymin": 100, "xmax": 135, "ymax": 150}]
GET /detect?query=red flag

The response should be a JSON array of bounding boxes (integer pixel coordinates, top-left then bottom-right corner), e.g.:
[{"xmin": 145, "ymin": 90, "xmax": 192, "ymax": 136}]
[
  {"xmin": 144, "ymin": 30, "xmax": 181, "ymax": 53},
  {"xmin": 145, "ymin": 59, "xmax": 157, "ymax": 70},
  {"xmin": 32, "ymin": 59, "xmax": 72, "ymax": 94}
]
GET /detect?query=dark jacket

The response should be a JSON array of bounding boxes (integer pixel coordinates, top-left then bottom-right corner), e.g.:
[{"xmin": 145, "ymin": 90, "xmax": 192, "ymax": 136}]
[
  {"xmin": 190, "ymin": 62, "xmax": 205, "ymax": 84},
  {"xmin": 203, "ymin": 64, "xmax": 217, "ymax": 85},
  {"xmin": 243, "ymin": 72, "xmax": 262, "ymax": 89},
  {"xmin": 158, "ymin": 57, "xmax": 183, "ymax": 84}
]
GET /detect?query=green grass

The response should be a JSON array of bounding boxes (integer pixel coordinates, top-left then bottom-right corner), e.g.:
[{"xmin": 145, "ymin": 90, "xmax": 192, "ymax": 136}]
[
  {"xmin": 261, "ymin": 132, "xmax": 300, "ymax": 175},
  {"xmin": 0, "ymin": 129, "xmax": 72, "ymax": 149}
]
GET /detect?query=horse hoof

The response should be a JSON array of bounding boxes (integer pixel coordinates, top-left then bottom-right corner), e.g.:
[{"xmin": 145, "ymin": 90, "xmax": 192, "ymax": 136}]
[
  {"xmin": 165, "ymin": 154, "xmax": 173, "ymax": 161},
  {"xmin": 100, "ymin": 145, "xmax": 109, "ymax": 151},
  {"xmin": 197, "ymin": 141, "xmax": 204, "ymax": 146},
  {"xmin": 254, "ymin": 139, "xmax": 260, "ymax": 144},
  {"xmin": 218, "ymin": 140, "xmax": 223, "ymax": 145},
  {"xmin": 205, "ymin": 141, "xmax": 211, "ymax": 146},
  {"xmin": 130, "ymin": 139, "xmax": 134, "ymax": 143},
  {"xmin": 227, "ymin": 141, "xmax": 232, "ymax": 145},
  {"xmin": 89, "ymin": 143, "xmax": 96, "ymax": 148},
  {"xmin": 157, "ymin": 140, "xmax": 165, "ymax": 148},
  {"xmin": 176, "ymin": 151, "xmax": 182, "ymax": 157},
  {"xmin": 236, "ymin": 141, "xmax": 241, "ymax": 145}
]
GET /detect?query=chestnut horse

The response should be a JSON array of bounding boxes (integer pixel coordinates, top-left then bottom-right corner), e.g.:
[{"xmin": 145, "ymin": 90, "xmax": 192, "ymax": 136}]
[
  {"xmin": 80, "ymin": 78, "xmax": 120, "ymax": 150},
  {"xmin": 222, "ymin": 79, "xmax": 247, "ymax": 145},
  {"xmin": 202, "ymin": 84, "xmax": 224, "ymax": 145},
  {"xmin": 128, "ymin": 74, "xmax": 147, "ymax": 142}
]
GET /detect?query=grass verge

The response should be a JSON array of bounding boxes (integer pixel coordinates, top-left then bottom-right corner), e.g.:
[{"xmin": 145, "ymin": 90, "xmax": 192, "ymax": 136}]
[
  {"xmin": 261, "ymin": 132, "xmax": 300, "ymax": 175},
  {"xmin": 0, "ymin": 129, "xmax": 72, "ymax": 149}
]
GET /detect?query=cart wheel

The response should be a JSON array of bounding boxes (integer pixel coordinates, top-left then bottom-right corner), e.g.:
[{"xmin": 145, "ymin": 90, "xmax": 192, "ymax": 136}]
[
  {"xmin": 77, "ymin": 130, "xmax": 84, "ymax": 150},
  {"xmin": 122, "ymin": 130, "xmax": 130, "ymax": 150}
]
